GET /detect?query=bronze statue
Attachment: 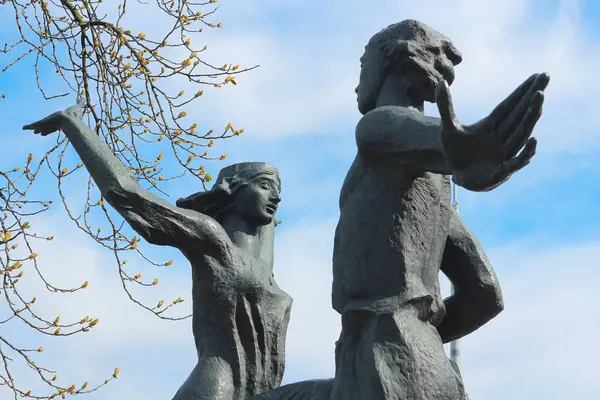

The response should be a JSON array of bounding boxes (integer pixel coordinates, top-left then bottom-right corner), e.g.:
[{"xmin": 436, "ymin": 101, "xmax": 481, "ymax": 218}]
[
  {"xmin": 330, "ymin": 19, "xmax": 549, "ymax": 400},
  {"xmin": 24, "ymin": 18, "xmax": 551, "ymax": 400},
  {"xmin": 23, "ymin": 105, "xmax": 292, "ymax": 400},
  {"xmin": 253, "ymin": 19, "xmax": 550, "ymax": 400}
]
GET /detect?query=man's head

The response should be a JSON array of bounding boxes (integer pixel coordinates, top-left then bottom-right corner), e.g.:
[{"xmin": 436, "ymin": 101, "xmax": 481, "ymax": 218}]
[
  {"xmin": 356, "ymin": 19, "xmax": 463, "ymax": 114},
  {"xmin": 176, "ymin": 162, "xmax": 281, "ymax": 227}
]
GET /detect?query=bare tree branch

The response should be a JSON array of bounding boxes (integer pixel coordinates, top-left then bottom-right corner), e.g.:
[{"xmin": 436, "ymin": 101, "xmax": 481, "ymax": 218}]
[{"xmin": 0, "ymin": 0, "xmax": 252, "ymax": 397}]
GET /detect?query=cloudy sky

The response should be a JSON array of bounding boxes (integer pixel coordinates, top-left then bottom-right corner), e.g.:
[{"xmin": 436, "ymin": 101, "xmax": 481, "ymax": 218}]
[{"xmin": 1, "ymin": 0, "xmax": 600, "ymax": 399}]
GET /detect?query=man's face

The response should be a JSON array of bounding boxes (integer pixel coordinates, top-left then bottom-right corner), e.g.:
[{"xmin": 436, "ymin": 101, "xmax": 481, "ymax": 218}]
[
  {"xmin": 398, "ymin": 40, "xmax": 458, "ymax": 103},
  {"xmin": 356, "ymin": 53, "xmax": 380, "ymax": 115},
  {"xmin": 356, "ymin": 35, "xmax": 461, "ymax": 111}
]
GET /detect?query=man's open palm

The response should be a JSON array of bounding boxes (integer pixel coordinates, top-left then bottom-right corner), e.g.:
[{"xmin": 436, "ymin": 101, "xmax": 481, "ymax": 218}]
[{"xmin": 437, "ymin": 73, "xmax": 550, "ymax": 191}]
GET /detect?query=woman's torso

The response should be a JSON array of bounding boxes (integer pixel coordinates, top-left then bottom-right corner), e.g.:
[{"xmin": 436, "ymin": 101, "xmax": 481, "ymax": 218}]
[{"xmin": 181, "ymin": 246, "xmax": 292, "ymax": 399}]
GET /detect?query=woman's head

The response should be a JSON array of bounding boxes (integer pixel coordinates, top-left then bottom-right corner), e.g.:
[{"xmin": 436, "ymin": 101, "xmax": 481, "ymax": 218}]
[
  {"xmin": 356, "ymin": 19, "xmax": 463, "ymax": 114},
  {"xmin": 176, "ymin": 162, "xmax": 281, "ymax": 227}
]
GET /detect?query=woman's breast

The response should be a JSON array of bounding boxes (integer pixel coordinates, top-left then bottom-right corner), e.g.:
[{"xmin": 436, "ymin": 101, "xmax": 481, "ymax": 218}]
[{"xmin": 190, "ymin": 256, "xmax": 292, "ymax": 396}]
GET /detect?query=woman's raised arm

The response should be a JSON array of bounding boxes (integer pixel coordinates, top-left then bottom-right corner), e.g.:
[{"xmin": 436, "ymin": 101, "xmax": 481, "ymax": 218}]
[{"xmin": 23, "ymin": 101, "xmax": 231, "ymax": 255}]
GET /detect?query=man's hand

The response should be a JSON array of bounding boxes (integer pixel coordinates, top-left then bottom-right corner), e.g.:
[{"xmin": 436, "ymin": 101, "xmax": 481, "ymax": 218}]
[{"xmin": 436, "ymin": 73, "xmax": 550, "ymax": 191}]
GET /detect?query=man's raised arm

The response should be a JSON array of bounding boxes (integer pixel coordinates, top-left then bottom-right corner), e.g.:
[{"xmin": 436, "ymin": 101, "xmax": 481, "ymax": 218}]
[{"xmin": 355, "ymin": 106, "xmax": 452, "ymax": 175}]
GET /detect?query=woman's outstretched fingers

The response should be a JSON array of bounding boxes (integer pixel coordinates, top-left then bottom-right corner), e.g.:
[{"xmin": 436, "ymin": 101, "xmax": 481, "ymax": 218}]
[
  {"xmin": 23, "ymin": 122, "xmax": 46, "ymax": 135},
  {"xmin": 22, "ymin": 112, "xmax": 62, "ymax": 136}
]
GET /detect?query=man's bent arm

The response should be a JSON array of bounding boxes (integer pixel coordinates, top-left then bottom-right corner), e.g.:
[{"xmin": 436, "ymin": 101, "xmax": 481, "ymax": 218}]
[
  {"xmin": 437, "ymin": 211, "xmax": 504, "ymax": 343},
  {"xmin": 355, "ymin": 106, "xmax": 453, "ymax": 174}
]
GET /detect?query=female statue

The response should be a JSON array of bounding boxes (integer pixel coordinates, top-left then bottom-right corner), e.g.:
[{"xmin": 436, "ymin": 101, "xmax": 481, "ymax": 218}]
[{"xmin": 24, "ymin": 102, "xmax": 292, "ymax": 400}]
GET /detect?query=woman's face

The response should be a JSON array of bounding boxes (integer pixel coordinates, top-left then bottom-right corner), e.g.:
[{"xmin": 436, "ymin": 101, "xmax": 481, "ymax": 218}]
[{"xmin": 234, "ymin": 174, "xmax": 281, "ymax": 226}]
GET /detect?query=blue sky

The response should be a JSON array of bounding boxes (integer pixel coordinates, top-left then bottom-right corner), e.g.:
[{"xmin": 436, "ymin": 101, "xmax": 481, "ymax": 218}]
[{"xmin": 1, "ymin": 0, "xmax": 600, "ymax": 399}]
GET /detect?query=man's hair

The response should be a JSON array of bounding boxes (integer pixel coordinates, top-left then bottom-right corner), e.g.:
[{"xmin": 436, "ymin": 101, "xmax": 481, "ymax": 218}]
[{"xmin": 357, "ymin": 19, "xmax": 462, "ymax": 114}]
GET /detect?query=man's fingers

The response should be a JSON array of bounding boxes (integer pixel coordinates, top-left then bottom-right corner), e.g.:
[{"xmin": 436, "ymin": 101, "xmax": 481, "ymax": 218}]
[
  {"xmin": 487, "ymin": 73, "xmax": 538, "ymax": 124},
  {"xmin": 502, "ymin": 137, "xmax": 537, "ymax": 175},
  {"xmin": 504, "ymin": 91, "xmax": 544, "ymax": 158},
  {"xmin": 497, "ymin": 73, "xmax": 550, "ymax": 140},
  {"xmin": 435, "ymin": 80, "xmax": 459, "ymax": 130}
]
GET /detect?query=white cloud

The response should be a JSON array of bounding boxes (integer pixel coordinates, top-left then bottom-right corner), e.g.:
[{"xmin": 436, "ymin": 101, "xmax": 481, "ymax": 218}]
[
  {"xmin": 181, "ymin": 32, "xmax": 358, "ymax": 138},
  {"xmin": 460, "ymin": 240, "xmax": 600, "ymax": 399},
  {"xmin": 273, "ymin": 218, "xmax": 341, "ymax": 380}
]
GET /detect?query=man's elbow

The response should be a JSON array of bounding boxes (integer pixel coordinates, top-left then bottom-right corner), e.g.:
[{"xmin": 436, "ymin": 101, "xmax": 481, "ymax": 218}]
[
  {"xmin": 478, "ymin": 282, "xmax": 504, "ymax": 319},
  {"xmin": 354, "ymin": 109, "xmax": 392, "ymax": 155},
  {"xmin": 354, "ymin": 123, "xmax": 375, "ymax": 155}
]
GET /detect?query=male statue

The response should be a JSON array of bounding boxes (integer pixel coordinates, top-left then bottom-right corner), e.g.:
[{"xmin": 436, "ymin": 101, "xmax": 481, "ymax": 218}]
[
  {"xmin": 252, "ymin": 19, "xmax": 549, "ymax": 400},
  {"xmin": 329, "ymin": 20, "xmax": 549, "ymax": 400}
]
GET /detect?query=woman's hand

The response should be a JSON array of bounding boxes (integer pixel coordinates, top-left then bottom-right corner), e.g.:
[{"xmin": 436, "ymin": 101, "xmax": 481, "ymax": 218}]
[
  {"xmin": 22, "ymin": 99, "xmax": 86, "ymax": 136},
  {"xmin": 22, "ymin": 111, "xmax": 65, "ymax": 136}
]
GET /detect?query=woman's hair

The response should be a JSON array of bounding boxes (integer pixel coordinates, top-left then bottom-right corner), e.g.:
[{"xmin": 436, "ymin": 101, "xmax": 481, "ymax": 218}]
[{"xmin": 176, "ymin": 162, "xmax": 281, "ymax": 222}]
